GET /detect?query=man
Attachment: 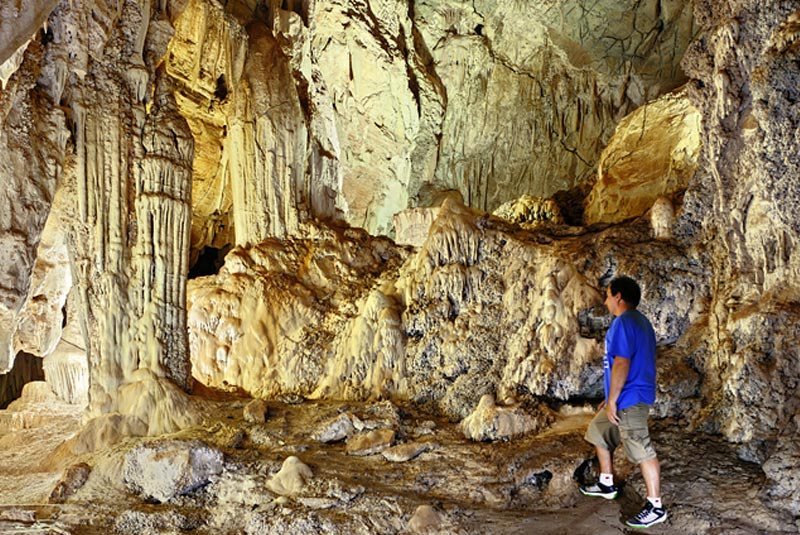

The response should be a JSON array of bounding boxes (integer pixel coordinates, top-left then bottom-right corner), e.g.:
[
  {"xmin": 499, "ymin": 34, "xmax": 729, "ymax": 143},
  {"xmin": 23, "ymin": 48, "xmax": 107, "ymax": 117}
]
[{"xmin": 579, "ymin": 276, "xmax": 667, "ymax": 528}]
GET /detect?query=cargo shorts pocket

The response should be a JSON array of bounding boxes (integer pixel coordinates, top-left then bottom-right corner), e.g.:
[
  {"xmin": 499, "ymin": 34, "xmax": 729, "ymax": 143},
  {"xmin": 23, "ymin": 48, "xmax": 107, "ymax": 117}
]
[{"xmin": 618, "ymin": 405, "xmax": 657, "ymax": 463}]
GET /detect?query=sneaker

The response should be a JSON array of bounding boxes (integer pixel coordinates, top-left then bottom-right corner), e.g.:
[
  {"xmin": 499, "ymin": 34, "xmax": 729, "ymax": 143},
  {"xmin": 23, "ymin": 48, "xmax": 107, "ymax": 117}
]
[
  {"xmin": 625, "ymin": 501, "xmax": 668, "ymax": 528},
  {"xmin": 579, "ymin": 481, "xmax": 619, "ymax": 500}
]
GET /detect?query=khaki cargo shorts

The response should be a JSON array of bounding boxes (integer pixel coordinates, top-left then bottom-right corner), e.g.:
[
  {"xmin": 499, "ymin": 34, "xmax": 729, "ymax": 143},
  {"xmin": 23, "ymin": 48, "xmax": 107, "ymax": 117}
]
[{"xmin": 584, "ymin": 403, "xmax": 657, "ymax": 464}]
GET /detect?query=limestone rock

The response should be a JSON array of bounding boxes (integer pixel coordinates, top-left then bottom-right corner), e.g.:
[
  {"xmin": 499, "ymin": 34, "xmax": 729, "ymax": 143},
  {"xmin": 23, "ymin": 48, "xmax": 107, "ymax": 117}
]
[
  {"xmin": 123, "ymin": 440, "xmax": 224, "ymax": 503},
  {"xmin": 407, "ymin": 505, "xmax": 443, "ymax": 534},
  {"xmin": 11, "ymin": 198, "xmax": 72, "ymax": 359},
  {"xmin": 417, "ymin": 0, "xmax": 694, "ymax": 215},
  {"xmin": 381, "ymin": 442, "xmax": 432, "ymax": 463},
  {"xmin": 679, "ymin": 0, "xmax": 800, "ymax": 448},
  {"xmin": 460, "ymin": 394, "xmax": 553, "ymax": 442},
  {"xmin": 763, "ymin": 427, "xmax": 800, "ymax": 517},
  {"xmin": 313, "ymin": 413, "xmax": 355, "ymax": 444},
  {"xmin": 0, "ymin": 354, "xmax": 44, "ymax": 408},
  {"xmin": 345, "ymin": 429, "xmax": 395, "ymax": 456},
  {"xmin": 393, "ymin": 208, "xmax": 441, "ymax": 248},
  {"xmin": 48, "ymin": 462, "xmax": 91, "ymax": 504},
  {"xmin": 243, "ymin": 399, "xmax": 269, "ymax": 424},
  {"xmin": 65, "ymin": 414, "xmax": 148, "ymax": 457},
  {"xmin": 0, "ymin": 56, "xmax": 69, "ymax": 373},
  {"xmin": 266, "ymin": 456, "xmax": 313, "ymax": 496},
  {"xmin": 649, "ymin": 196, "xmax": 675, "ymax": 240},
  {"xmin": 187, "ymin": 223, "xmax": 408, "ymax": 399},
  {"xmin": 42, "ymin": 346, "xmax": 88, "ymax": 405},
  {"xmin": 584, "ymin": 88, "xmax": 702, "ymax": 225},
  {"xmin": 493, "ymin": 195, "xmax": 564, "ymax": 227}
]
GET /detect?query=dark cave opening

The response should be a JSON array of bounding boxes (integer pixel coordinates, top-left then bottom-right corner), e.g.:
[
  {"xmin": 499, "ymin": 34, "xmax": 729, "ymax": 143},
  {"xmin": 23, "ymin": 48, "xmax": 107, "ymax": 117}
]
[
  {"xmin": 189, "ymin": 246, "xmax": 228, "ymax": 279},
  {"xmin": 0, "ymin": 352, "xmax": 45, "ymax": 409}
]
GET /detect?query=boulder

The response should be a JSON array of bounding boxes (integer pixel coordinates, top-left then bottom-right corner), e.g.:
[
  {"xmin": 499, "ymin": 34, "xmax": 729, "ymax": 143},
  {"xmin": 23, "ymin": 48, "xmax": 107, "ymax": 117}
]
[
  {"xmin": 313, "ymin": 413, "xmax": 355, "ymax": 443},
  {"xmin": 243, "ymin": 399, "xmax": 269, "ymax": 423},
  {"xmin": 460, "ymin": 394, "xmax": 553, "ymax": 442},
  {"xmin": 123, "ymin": 440, "xmax": 223, "ymax": 503},
  {"xmin": 266, "ymin": 456, "xmax": 313, "ymax": 496}
]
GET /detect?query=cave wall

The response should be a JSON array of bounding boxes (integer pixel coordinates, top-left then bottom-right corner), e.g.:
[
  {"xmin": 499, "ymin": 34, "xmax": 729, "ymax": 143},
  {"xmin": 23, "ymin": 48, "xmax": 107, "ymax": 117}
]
[{"xmin": 681, "ymin": 1, "xmax": 800, "ymax": 450}]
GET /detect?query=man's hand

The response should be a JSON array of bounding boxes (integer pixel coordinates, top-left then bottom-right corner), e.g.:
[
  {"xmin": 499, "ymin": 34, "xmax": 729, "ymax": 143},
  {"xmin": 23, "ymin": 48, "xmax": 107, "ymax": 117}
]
[
  {"xmin": 597, "ymin": 399, "xmax": 606, "ymax": 411},
  {"xmin": 605, "ymin": 399, "xmax": 620, "ymax": 426}
]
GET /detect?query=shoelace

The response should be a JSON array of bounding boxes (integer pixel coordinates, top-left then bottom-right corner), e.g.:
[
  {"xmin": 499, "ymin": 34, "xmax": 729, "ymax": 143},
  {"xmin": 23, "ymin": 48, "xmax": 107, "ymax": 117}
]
[{"xmin": 633, "ymin": 504, "xmax": 655, "ymax": 521}]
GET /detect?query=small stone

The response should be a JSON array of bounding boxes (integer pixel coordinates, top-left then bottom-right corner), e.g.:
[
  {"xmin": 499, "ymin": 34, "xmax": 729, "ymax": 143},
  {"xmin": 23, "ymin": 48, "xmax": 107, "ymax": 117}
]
[
  {"xmin": 297, "ymin": 497, "xmax": 338, "ymax": 509},
  {"xmin": 381, "ymin": 442, "xmax": 432, "ymax": 462},
  {"xmin": 0, "ymin": 509, "xmax": 36, "ymax": 522},
  {"xmin": 49, "ymin": 462, "xmax": 91, "ymax": 503},
  {"xmin": 345, "ymin": 428, "xmax": 395, "ymax": 456},
  {"xmin": 266, "ymin": 456, "xmax": 313, "ymax": 496},
  {"xmin": 407, "ymin": 505, "xmax": 443, "ymax": 533},
  {"xmin": 243, "ymin": 399, "xmax": 269, "ymax": 423},
  {"xmin": 313, "ymin": 413, "xmax": 355, "ymax": 443}
]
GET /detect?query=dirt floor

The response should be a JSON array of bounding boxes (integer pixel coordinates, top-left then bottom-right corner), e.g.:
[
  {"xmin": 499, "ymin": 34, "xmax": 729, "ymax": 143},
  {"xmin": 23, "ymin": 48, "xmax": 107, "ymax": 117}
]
[{"xmin": 0, "ymin": 389, "xmax": 796, "ymax": 535}]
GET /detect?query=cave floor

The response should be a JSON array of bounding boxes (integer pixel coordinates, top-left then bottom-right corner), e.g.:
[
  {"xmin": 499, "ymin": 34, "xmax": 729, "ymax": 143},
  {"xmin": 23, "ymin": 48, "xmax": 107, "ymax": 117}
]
[{"xmin": 0, "ymin": 392, "xmax": 796, "ymax": 535}]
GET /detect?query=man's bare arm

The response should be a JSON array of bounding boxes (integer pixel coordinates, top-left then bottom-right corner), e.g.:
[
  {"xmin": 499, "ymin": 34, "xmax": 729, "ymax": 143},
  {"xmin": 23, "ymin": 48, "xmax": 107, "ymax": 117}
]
[{"xmin": 606, "ymin": 356, "xmax": 631, "ymax": 425}]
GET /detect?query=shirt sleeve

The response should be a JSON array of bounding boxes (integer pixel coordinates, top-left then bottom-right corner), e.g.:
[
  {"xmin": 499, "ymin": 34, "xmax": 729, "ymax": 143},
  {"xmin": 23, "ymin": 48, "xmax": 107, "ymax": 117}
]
[{"xmin": 607, "ymin": 316, "xmax": 634, "ymax": 358}]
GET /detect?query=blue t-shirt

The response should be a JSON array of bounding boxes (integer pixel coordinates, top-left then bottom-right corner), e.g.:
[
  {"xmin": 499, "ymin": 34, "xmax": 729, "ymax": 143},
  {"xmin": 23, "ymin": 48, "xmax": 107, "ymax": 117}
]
[{"xmin": 604, "ymin": 309, "xmax": 657, "ymax": 410}]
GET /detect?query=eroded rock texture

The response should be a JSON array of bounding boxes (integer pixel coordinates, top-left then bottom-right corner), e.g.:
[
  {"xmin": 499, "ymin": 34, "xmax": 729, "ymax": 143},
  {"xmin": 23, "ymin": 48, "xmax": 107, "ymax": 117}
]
[
  {"xmin": 683, "ymin": 1, "xmax": 800, "ymax": 447},
  {"xmin": 3, "ymin": 0, "xmax": 800, "ymax": 532},
  {"xmin": 189, "ymin": 197, "xmax": 708, "ymax": 420}
]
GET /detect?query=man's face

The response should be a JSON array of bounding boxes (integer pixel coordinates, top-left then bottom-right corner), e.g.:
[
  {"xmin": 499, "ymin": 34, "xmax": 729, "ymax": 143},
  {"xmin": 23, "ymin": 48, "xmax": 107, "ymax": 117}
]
[{"xmin": 605, "ymin": 287, "xmax": 622, "ymax": 316}]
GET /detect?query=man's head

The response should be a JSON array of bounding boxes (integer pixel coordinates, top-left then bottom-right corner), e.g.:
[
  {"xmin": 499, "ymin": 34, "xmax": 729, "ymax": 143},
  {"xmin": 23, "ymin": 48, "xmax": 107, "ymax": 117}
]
[{"xmin": 604, "ymin": 276, "xmax": 641, "ymax": 316}]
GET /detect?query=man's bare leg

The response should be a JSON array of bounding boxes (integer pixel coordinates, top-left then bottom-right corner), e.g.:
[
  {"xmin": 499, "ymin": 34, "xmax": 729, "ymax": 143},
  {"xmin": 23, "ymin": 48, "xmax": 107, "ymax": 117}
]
[
  {"xmin": 596, "ymin": 445, "xmax": 613, "ymax": 475},
  {"xmin": 640, "ymin": 457, "xmax": 661, "ymax": 498}
]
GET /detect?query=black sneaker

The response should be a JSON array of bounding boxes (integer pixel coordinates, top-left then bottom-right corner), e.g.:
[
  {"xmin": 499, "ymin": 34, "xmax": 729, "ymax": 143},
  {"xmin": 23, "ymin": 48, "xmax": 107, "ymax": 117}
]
[
  {"xmin": 579, "ymin": 481, "xmax": 619, "ymax": 499},
  {"xmin": 625, "ymin": 501, "xmax": 668, "ymax": 528}
]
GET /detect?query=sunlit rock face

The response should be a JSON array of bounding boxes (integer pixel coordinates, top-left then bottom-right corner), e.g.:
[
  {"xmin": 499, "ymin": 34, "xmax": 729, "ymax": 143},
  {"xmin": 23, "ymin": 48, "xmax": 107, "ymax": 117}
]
[
  {"xmin": 188, "ymin": 223, "xmax": 408, "ymax": 399},
  {"xmin": 415, "ymin": 0, "xmax": 695, "ymax": 213},
  {"xmin": 584, "ymin": 88, "xmax": 702, "ymax": 225},
  {"xmin": 189, "ymin": 197, "xmax": 708, "ymax": 420}
]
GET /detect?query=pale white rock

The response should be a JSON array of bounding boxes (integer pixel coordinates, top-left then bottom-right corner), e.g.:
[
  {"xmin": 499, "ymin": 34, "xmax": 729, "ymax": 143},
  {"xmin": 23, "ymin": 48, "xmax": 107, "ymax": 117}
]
[
  {"xmin": 407, "ymin": 505, "xmax": 443, "ymax": 534},
  {"xmin": 308, "ymin": 0, "xmax": 442, "ymax": 235},
  {"xmin": 393, "ymin": 208, "xmax": 441, "ymax": 247},
  {"xmin": 266, "ymin": 456, "xmax": 313, "ymax": 496},
  {"xmin": 460, "ymin": 394, "xmax": 553, "ymax": 442},
  {"xmin": 243, "ymin": 399, "xmax": 269, "ymax": 424},
  {"xmin": 0, "ymin": 66, "xmax": 69, "ymax": 373},
  {"xmin": 381, "ymin": 442, "xmax": 432, "ymax": 463},
  {"xmin": 187, "ymin": 223, "xmax": 408, "ymax": 399},
  {"xmin": 416, "ymin": 0, "xmax": 694, "ymax": 213},
  {"xmin": 10, "ymin": 381, "xmax": 56, "ymax": 404},
  {"xmin": 43, "ymin": 344, "xmax": 88, "ymax": 405},
  {"xmin": 345, "ymin": 428, "xmax": 395, "ymax": 456},
  {"xmin": 650, "ymin": 196, "xmax": 676, "ymax": 240},
  {"xmin": 0, "ymin": 39, "xmax": 30, "ymax": 90},
  {"xmin": 123, "ymin": 440, "xmax": 224, "ymax": 503},
  {"xmin": 313, "ymin": 413, "xmax": 355, "ymax": 443}
]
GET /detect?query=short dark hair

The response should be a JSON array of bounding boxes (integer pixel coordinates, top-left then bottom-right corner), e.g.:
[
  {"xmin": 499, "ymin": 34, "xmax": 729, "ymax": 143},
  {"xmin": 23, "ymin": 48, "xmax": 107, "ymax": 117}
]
[{"xmin": 609, "ymin": 276, "xmax": 641, "ymax": 308}]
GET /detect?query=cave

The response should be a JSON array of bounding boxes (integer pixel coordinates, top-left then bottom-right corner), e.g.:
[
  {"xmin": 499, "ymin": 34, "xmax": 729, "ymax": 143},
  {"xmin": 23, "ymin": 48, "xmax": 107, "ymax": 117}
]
[
  {"xmin": 1, "ymin": 0, "xmax": 799, "ymax": 533},
  {"xmin": 0, "ymin": 352, "xmax": 44, "ymax": 409}
]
